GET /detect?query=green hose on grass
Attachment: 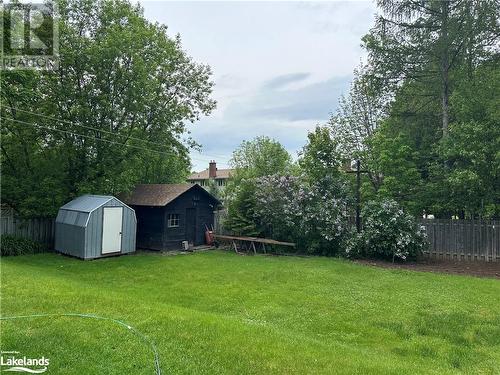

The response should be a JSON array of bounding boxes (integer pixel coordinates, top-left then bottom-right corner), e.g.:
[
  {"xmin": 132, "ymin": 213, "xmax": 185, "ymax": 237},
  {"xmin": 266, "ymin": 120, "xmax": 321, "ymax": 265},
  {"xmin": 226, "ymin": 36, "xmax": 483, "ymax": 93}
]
[{"xmin": 0, "ymin": 313, "xmax": 161, "ymax": 375}]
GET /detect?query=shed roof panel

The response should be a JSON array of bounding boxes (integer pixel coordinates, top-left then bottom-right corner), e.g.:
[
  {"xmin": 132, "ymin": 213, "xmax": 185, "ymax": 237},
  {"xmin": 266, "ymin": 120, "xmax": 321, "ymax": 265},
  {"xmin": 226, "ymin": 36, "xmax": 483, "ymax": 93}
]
[
  {"xmin": 56, "ymin": 209, "xmax": 90, "ymax": 227},
  {"xmin": 60, "ymin": 195, "xmax": 114, "ymax": 213}
]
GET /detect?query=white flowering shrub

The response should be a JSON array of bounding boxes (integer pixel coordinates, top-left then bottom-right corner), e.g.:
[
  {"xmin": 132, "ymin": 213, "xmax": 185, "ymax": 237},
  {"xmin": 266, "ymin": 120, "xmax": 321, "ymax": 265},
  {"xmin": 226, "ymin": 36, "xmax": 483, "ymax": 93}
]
[
  {"xmin": 254, "ymin": 174, "xmax": 351, "ymax": 255},
  {"xmin": 347, "ymin": 199, "xmax": 427, "ymax": 261},
  {"xmin": 254, "ymin": 175, "xmax": 302, "ymax": 240}
]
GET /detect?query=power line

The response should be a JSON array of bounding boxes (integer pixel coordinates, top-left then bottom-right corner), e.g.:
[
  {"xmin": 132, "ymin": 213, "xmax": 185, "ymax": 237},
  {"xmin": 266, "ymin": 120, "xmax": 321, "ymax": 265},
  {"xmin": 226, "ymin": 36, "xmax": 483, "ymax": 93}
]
[
  {"xmin": 10, "ymin": 106, "xmax": 183, "ymax": 150},
  {"xmin": 2, "ymin": 117, "xmax": 182, "ymax": 157},
  {"xmin": 189, "ymin": 153, "xmax": 231, "ymax": 163},
  {"xmin": 5, "ymin": 107, "xmax": 230, "ymax": 163},
  {"xmin": 2, "ymin": 116, "xmax": 229, "ymax": 163}
]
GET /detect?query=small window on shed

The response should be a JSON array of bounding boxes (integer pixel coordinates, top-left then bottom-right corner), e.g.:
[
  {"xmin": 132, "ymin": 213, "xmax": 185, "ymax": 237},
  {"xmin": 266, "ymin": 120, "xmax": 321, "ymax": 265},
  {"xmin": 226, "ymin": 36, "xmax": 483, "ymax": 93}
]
[{"xmin": 168, "ymin": 214, "xmax": 180, "ymax": 228}]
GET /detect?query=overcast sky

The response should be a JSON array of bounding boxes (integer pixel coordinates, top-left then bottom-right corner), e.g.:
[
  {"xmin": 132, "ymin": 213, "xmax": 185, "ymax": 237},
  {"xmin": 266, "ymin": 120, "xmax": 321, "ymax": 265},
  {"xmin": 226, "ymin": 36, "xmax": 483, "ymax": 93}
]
[{"xmin": 142, "ymin": 1, "xmax": 377, "ymax": 171}]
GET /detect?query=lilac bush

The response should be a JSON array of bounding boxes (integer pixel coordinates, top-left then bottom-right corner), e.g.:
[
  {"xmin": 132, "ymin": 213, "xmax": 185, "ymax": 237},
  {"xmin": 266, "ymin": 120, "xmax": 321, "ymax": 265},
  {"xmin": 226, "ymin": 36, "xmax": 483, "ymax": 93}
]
[
  {"xmin": 254, "ymin": 175, "xmax": 302, "ymax": 241},
  {"xmin": 254, "ymin": 174, "xmax": 351, "ymax": 255},
  {"xmin": 346, "ymin": 199, "xmax": 427, "ymax": 261}
]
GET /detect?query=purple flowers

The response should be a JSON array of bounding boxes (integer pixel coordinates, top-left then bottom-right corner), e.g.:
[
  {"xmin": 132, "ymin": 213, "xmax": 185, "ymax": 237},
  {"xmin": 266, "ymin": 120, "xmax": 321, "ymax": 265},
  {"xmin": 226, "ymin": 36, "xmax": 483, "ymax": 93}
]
[{"xmin": 253, "ymin": 174, "xmax": 351, "ymax": 255}]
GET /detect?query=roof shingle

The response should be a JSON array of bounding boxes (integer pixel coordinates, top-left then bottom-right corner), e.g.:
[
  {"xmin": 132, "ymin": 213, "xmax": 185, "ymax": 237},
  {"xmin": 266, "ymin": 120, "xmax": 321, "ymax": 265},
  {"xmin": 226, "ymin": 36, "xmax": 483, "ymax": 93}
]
[
  {"xmin": 121, "ymin": 184, "xmax": 195, "ymax": 206},
  {"xmin": 187, "ymin": 168, "xmax": 233, "ymax": 180}
]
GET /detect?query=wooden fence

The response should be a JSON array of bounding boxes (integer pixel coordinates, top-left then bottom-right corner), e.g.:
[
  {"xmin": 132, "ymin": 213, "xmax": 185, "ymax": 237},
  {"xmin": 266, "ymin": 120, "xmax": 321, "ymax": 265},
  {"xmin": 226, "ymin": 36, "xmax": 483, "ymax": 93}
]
[
  {"xmin": 419, "ymin": 219, "xmax": 500, "ymax": 262},
  {"xmin": 215, "ymin": 211, "xmax": 499, "ymax": 262},
  {"xmin": 1, "ymin": 206, "xmax": 55, "ymax": 245}
]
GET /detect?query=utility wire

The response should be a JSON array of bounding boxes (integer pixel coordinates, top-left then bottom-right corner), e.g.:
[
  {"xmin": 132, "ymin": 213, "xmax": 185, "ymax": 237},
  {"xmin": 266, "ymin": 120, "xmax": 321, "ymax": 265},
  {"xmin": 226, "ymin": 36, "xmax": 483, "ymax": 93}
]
[
  {"xmin": 2, "ymin": 117, "xmax": 178, "ymax": 157},
  {"xmin": 3, "ymin": 116, "xmax": 230, "ymax": 165},
  {"xmin": 10, "ymin": 106, "xmax": 177, "ymax": 150},
  {"xmin": 6, "ymin": 107, "xmax": 231, "ymax": 163}
]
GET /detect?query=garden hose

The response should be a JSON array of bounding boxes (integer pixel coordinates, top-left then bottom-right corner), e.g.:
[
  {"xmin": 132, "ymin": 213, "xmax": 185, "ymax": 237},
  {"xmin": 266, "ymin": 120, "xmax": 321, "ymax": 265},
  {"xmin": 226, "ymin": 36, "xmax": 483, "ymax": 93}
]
[{"xmin": 0, "ymin": 313, "xmax": 161, "ymax": 375}]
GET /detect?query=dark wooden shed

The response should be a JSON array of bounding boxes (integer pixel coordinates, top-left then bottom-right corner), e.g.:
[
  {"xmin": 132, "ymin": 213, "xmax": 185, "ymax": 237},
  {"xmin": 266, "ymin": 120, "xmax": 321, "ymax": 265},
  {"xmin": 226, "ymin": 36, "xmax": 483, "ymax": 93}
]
[{"xmin": 122, "ymin": 184, "xmax": 220, "ymax": 250}]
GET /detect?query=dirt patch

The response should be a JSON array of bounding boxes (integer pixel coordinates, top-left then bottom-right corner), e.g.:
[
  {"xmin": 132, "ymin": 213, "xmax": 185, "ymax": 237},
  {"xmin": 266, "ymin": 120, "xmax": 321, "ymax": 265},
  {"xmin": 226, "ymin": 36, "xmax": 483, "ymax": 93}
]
[{"xmin": 355, "ymin": 258, "xmax": 500, "ymax": 279}]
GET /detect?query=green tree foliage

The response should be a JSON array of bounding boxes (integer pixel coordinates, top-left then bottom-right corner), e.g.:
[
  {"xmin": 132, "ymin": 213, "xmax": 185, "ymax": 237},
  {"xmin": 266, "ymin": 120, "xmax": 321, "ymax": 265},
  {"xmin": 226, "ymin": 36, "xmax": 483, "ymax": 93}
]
[
  {"xmin": 299, "ymin": 126, "xmax": 343, "ymax": 182},
  {"xmin": 205, "ymin": 178, "xmax": 221, "ymax": 202},
  {"xmin": 368, "ymin": 123, "xmax": 424, "ymax": 215},
  {"xmin": 366, "ymin": 58, "xmax": 499, "ymax": 218},
  {"xmin": 1, "ymin": 0, "xmax": 216, "ymax": 217},
  {"xmin": 225, "ymin": 181, "xmax": 260, "ymax": 236},
  {"xmin": 435, "ymin": 63, "xmax": 500, "ymax": 217},
  {"xmin": 229, "ymin": 136, "xmax": 294, "ymax": 179},
  {"xmin": 326, "ymin": 65, "xmax": 388, "ymax": 190},
  {"xmin": 224, "ymin": 136, "xmax": 294, "ymax": 236},
  {"xmin": 364, "ymin": 0, "xmax": 499, "ymax": 137},
  {"xmin": 330, "ymin": 0, "xmax": 500, "ymax": 219}
]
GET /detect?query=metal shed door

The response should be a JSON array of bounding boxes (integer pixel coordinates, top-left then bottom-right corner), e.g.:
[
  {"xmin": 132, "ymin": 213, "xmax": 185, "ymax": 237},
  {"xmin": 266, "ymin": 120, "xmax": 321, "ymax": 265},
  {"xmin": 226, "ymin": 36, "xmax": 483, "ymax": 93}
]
[{"xmin": 102, "ymin": 207, "xmax": 123, "ymax": 254}]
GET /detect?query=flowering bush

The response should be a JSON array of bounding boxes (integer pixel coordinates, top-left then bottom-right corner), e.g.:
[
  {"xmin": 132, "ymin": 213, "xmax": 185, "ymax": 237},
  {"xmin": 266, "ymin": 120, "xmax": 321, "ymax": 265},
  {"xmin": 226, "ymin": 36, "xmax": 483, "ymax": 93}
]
[
  {"xmin": 254, "ymin": 174, "xmax": 351, "ymax": 255},
  {"xmin": 346, "ymin": 199, "xmax": 427, "ymax": 261},
  {"xmin": 254, "ymin": 175, "xmax": 302, "ymax": 241}
]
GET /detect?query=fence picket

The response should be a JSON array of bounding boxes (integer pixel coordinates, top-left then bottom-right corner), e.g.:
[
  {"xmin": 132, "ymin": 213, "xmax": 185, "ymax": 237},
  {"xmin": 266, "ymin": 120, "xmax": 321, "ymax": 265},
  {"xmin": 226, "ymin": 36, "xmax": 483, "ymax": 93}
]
[
  {"xmin": 419, "ymin": 219, "xmax": 499, "ymax": 262},
  {"xmin": 1, "ymin": 207, "xmax": 54, "ymax": 246}
]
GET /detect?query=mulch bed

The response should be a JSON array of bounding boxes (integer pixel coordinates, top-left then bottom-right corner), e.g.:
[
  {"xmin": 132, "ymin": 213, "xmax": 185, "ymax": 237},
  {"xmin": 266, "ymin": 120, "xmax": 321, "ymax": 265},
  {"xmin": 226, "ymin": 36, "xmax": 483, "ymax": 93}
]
[{"xmin": 355, "ymin": 258, "xmax": 500, "ymax": 279}]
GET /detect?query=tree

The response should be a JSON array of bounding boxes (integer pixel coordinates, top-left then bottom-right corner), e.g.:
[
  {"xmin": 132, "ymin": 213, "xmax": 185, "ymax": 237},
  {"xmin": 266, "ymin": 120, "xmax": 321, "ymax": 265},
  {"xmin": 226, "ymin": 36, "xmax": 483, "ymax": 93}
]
[
  {"xmin": 363, "ymin": 0, "xmax": 499, "ymax": 137},
  {"xmin": 225, "ymin": 180, "xmax": 260, "ymax": 236},
  {"xmin": 368, "ymin": 121, "xmax": 424, "ymax": 215},
  {"xmin": 435, "ymin": 62, "xmax": 500, "ymax": 218},
  {"xmin": 229, "ymin": 136, "xmax": 293, "ymax": 179},
  {"xmin": 326, "ymin": 64, "xmax": 389, "ymax": 190},
  {"xmin": 1, "ymin": 0, "xmax": 216, "ymax": 216},
  {"xmin": 224, "ymin": 136, "xmax": 293, "ymax": 236},
  {"xmin": 299, "ymin": 126, "xmax": 343, "ymax": 182},
  {"xmin": 365, "ymin": 55, "xmax": 499, "ymax": 218}
]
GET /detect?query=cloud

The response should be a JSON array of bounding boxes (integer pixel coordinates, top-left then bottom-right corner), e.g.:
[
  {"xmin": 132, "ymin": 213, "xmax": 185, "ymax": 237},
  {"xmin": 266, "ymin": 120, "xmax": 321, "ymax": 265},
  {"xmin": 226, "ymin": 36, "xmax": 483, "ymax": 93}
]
[
  {"xmin": 263, "ymin": 72, "xmax": 311, "ymax": 90},
  {"xmin": 141, "ymin": 2, "xmax": 378, "ymax": 170},
  {"xmin": 188, "ymin": 74, "xmax": 351, "ymax": 169},
  {"xmin": 249, "ymin": 75, "xmax": 351, "ymax": 121}
]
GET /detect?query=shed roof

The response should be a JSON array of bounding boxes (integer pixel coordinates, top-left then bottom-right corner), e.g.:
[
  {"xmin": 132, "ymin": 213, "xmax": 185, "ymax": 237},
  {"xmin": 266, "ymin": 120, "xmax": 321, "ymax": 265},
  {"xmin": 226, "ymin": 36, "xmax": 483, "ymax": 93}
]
[
  {"xmin": 122, "ymin": 183, "xmax": 219, "ymax": 207},
  {"xmin": 60, "ymin": 195, "xmax": 115, "ymax": 213}
]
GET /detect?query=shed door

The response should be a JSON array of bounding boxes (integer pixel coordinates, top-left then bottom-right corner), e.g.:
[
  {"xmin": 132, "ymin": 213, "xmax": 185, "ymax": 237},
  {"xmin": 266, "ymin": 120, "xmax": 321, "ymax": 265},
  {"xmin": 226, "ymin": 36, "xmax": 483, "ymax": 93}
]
[{"xmin": 102, "ymin": 207, "xmax": 123, "ymax": 254}]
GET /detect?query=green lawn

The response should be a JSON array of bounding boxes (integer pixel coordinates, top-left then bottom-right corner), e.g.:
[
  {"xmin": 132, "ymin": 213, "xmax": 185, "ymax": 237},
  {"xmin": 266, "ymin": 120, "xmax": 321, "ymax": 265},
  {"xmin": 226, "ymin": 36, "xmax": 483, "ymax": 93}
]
[{"xmin": 1, "ymin": 251, "xmax": 499, "ymax": 374}]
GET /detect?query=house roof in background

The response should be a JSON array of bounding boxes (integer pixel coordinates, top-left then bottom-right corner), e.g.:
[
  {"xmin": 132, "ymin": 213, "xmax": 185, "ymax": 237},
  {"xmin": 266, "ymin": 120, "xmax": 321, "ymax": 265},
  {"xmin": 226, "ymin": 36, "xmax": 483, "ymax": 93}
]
[
  {"xmin": 121, "ymin": 184, "xmax": 220, "ymax": 207},
  {"xmin": 187, "ymin": 168, "xmax": 234, "ymax": 180}
]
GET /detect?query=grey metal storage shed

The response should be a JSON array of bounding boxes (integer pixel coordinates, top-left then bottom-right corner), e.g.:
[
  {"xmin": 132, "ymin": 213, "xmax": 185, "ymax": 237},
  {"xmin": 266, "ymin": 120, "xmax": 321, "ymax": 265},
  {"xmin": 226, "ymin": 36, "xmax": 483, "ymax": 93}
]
[{"xmin": 55, "ymin": 195, "xmax": 136, "ymax": 259}]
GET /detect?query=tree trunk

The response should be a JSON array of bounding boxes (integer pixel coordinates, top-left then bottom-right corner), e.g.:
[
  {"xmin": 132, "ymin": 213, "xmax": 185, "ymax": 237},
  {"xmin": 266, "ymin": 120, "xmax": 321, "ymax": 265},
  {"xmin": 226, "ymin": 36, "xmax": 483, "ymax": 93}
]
[
  {"xmin": 441, "ymin": 72, "xmax": 449, "ymax": 137},
  {"xmin": 440, "ymin": 0, "xmax": 450, "ymax": 138}
]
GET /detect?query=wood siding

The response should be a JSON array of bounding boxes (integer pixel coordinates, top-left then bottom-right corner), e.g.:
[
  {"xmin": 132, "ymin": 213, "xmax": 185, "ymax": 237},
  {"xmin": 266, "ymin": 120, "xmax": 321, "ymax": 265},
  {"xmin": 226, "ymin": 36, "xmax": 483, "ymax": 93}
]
[{"xmin": 133, "ymin": 187, "xmax": 217, "ymax": 250}]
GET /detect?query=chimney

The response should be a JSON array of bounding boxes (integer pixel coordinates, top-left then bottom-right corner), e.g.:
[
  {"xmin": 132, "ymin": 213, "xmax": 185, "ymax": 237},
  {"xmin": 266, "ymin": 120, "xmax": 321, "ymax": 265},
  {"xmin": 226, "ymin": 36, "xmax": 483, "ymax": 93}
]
[{"xmin": 209, "ymin": 160, "xmax": 217, "ymax": 178}]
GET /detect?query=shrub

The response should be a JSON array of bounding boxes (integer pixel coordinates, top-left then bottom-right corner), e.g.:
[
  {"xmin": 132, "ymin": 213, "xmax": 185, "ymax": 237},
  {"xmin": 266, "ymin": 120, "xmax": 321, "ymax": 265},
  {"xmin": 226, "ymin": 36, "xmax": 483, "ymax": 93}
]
[
  {"xmin": 254, "ymin": 174, "xmax": 352, "ymax": 255},
  {"xmin": 346, "ymin": 199, "xmax": 427, "ymax": 261},
  {"xmin": 0, "ymin": 235, "xmax": 50, "ymax": 256}
]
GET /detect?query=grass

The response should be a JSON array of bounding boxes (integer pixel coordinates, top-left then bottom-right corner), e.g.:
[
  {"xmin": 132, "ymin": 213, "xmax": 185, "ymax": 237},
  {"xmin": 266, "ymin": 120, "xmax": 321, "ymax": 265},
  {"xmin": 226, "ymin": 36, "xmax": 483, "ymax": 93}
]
[{"xmin": 1, "ymin": 251, "xmax": 499, "ymax": 374}]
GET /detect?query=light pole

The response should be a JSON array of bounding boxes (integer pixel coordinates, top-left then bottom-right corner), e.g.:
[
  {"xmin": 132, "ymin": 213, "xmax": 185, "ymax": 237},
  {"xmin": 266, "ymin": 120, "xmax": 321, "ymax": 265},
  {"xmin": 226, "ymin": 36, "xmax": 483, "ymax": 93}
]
[{"xmin": 345, "ymin": 160, "xmax": 369, "ymax": 233}]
